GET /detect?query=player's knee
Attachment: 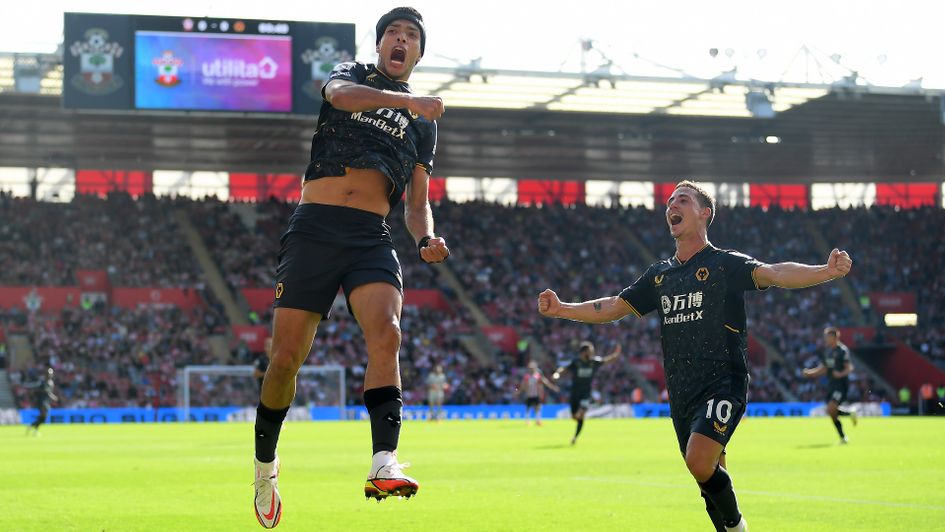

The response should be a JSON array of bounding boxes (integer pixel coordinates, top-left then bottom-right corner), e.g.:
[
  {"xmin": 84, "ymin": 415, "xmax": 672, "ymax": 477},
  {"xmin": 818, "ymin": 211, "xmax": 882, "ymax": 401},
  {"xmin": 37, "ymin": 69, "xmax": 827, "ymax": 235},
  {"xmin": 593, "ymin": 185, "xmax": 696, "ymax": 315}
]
[
  {"xmin": 368, "ymin": 318, "xmax": 402, "ymax": 353},
  {"xmin": 267, "ymin": 347, "xmax": 303, "ymax": 377},
  {"xmin": 685, "ymin": 455, "xmax": 716, "ymax": 482}
]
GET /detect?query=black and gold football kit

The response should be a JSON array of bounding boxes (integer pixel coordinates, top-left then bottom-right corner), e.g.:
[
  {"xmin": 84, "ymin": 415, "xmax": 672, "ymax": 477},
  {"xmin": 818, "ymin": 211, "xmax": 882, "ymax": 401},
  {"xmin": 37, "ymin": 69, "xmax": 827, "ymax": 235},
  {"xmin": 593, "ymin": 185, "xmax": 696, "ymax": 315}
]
[
  {"xmin": 823, "ymin": 343, "xmax": 851, "ymax": 404},
  {"xmin": 568, "ymin": 357, "xmax": 604, "ymax": 415},
  {"xmin": 275, "ymin": 61, "xmax": 437, "ymax": 317},
  {"xmin": 619, "ymin": 244, "xmax": 767, "ymax": 454}
]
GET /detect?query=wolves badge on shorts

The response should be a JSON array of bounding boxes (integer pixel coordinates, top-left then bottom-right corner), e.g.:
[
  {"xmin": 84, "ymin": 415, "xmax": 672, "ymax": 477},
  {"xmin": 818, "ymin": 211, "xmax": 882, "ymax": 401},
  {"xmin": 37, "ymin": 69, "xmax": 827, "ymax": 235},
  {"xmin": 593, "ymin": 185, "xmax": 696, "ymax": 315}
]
[{"xmin": 275, "ymin": 282, "xmax": 284, "ymax": 299}]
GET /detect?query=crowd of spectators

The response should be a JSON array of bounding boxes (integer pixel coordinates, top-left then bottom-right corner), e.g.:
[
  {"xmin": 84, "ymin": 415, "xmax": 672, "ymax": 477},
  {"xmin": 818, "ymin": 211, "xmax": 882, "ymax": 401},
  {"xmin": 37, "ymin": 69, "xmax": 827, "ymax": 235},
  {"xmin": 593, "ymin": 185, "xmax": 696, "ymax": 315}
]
[
  {"xmin": 10, "ymin": 302, "xmax": 219, "ymax": 408},
  {"xmin": 5, "ymin": 194, "xmax": 944, "ymax": 408},
  {"xmin": 0, "ymin": 192, "xmax": 203, "ymax": 287},
  {"xmin": 810, "ymin": 206, "xmax": 945, "ymax": 369}
]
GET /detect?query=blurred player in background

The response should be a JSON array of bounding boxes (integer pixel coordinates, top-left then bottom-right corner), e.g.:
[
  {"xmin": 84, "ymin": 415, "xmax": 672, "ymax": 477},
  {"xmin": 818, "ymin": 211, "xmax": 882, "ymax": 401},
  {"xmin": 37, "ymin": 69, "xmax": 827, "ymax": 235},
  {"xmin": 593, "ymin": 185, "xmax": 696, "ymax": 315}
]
[
  {"xmin": 252, "ymin": 6, "xmax": 447, "ymax": 527},
  {"xmin": 254, "ymin": 338, "xmax": 272, "ymax": 393},
  {"xmin": 425, "ymin": 364, "xmax": 448, "ymax": 421},
  {"xmin": 26, "ymin": 368, "xmax": 57, "ymax": 436},
  {"xmin": 539, "ymin": 180, "xmax": 852, "ymax": 532},
  {"xmin": 553, "ymin": 342, "xmax": 621, "ymax": 445},
  {"xmin": 803, "ymin": 327, "xmax": 858, "ymax": 443},
  {"xmin": 520, "ymin": 360, "xmax": 559, "ymax": 426}
]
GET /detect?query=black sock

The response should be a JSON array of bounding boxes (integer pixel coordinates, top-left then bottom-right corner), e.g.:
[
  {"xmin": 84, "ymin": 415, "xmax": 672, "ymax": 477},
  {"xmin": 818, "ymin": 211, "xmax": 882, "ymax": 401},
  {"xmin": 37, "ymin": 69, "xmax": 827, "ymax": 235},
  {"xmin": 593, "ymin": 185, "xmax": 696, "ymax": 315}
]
[
  {"xmin": 833, "ymin": 418, "xmax": 845, "ymax": 438},
  {"xmin": 701, "ymin": 491, "xmax": 727, "ymax": 532},
  {"xmin": 364, "ymin": 386, "xmax": 402, "ymax": 454},
  {"xmin": 574, "ymin": 419, "xmax": 584, "ymax": 438},
  {"xmin": 697, "ymin": 465, "xmax": 742, "ymax": 528},
  {"xmin": 837, "ymin": 409, "xmax": 851, "ymax": 416},
  {"xmin": 255, "ymin": 402, "xmax": 289, "ymax": 463}
]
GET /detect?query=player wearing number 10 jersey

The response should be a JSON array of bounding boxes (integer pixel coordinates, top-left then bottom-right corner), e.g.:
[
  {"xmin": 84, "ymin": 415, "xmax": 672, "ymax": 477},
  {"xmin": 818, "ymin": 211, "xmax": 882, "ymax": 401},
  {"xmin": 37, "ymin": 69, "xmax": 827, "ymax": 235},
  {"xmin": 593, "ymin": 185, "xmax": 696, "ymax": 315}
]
[{"xmin": 538, "ymin": 180, "xmax": 853, "ymax": 531}]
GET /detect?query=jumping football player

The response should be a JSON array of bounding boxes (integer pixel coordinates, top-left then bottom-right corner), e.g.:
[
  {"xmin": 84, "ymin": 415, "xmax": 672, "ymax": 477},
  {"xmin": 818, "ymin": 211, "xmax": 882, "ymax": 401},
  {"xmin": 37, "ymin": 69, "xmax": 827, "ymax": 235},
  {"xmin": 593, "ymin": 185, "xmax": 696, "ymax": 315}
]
[
  {"xmin": 553, "ymin": 341, "xmax": 621, "ymax": 445},
  {"xmin": 253, "ymin": 7, "xmax": 448, "ymax": 528},
  {"xmin": 538, "ymin": 180, "xmax": 852, "ymax": 531},
  {"xmin": 803, "ymin": 327, "xmax": 858, "ymax": 443}
]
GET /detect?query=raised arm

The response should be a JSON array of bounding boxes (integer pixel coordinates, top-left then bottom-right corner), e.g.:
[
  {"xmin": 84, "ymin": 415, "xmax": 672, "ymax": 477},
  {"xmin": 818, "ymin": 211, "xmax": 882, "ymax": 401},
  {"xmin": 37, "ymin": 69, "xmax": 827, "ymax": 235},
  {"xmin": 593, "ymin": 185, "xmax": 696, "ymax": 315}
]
[
  {"xmin": 754, "ymin": 248, "xmax": 852, "ymax": 289},
  {"xmin": 324, "ymin": 80, "xmax": 444, "ymax": 120},
  {"xmin": 602, "ymin": 344, "xmax": 622, "ymax": 363},
  {"xmin": 537, "ymin": 289, "xmax": 633, "ymax": 324}
]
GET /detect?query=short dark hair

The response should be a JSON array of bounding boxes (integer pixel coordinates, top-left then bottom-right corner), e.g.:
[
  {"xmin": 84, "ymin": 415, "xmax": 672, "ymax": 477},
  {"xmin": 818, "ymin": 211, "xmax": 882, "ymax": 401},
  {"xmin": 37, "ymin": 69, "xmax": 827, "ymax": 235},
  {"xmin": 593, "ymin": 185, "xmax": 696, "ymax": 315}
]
[
  {"xmin": 824, "ymin": 327, "xmax": 840, "ymax": 338},
  {"xmin": 673, "ymin": 180, "xmax": 715, "ymax": 227},
  {"xmin": 376, "ymin": 7, "xmax": 426, "ymax": 56},
  {"xmin": 579, "ymin": 341, "xmax": 594, "ymax": 353}
]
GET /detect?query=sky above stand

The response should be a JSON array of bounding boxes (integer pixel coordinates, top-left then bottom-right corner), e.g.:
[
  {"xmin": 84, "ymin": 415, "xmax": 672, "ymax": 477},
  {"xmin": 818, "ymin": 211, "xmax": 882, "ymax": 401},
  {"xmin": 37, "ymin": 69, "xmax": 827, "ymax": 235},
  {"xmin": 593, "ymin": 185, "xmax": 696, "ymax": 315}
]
[{"xmin": 3, "ymin": 0, "xmax": 943, "ymax": 87}]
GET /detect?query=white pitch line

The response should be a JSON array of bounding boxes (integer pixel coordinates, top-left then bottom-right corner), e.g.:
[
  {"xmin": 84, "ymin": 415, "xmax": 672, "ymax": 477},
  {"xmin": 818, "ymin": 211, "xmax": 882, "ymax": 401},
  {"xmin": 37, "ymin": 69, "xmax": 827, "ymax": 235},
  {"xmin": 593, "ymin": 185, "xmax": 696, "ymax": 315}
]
[{"xmin": 572, "ymin": 477, "xmax": 945, "ymax": 511}]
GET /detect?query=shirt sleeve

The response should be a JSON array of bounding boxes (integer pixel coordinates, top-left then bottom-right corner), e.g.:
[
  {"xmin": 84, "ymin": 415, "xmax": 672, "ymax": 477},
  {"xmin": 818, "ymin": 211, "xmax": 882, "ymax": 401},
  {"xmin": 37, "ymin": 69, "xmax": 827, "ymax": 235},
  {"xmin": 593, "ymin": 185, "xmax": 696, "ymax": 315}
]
[
  {"xmin": 724, "ymin": 251, "xmax": 769, "ymax": 292},
  {"xmin": 618, "ymin": 266, "xmax": 658, "ymax": 317},
  {"xmin": 320, "ymin": 62, "xmax": 367, "ymax": 99},
  {"xmin": 415, "ymin": 120, "xmax": 437, "ymax": 174}
]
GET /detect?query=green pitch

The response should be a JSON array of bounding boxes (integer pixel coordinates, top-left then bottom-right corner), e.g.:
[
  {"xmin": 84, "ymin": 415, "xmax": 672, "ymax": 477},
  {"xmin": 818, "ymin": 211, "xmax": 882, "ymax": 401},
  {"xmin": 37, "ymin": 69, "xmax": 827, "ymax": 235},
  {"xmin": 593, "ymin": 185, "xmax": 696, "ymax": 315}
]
[{"xmin": 2, "ymin": 417, "xmax": 943, "ymax": 531}]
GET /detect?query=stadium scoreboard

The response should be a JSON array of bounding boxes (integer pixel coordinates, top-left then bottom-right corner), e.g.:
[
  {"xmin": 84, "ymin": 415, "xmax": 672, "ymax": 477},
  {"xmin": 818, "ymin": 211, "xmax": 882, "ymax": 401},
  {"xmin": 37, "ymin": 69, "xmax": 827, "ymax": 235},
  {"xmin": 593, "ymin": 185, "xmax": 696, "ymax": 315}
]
[{"xmin": 63, "ymin": 12, "xmax": 355, "ymax": 114}]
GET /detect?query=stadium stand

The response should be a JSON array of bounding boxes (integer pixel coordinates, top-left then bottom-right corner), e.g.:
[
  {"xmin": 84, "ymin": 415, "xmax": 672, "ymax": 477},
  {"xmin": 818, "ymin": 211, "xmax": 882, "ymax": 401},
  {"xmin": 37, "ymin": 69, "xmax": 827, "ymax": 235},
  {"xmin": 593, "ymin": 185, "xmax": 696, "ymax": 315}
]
[
  {"xmin": 5, "ymin": 192, "xmax": 945, "ymax": 407},
  {"xmin": 0, "ymin": 192, "xmax": 203, "ymax": 287}
]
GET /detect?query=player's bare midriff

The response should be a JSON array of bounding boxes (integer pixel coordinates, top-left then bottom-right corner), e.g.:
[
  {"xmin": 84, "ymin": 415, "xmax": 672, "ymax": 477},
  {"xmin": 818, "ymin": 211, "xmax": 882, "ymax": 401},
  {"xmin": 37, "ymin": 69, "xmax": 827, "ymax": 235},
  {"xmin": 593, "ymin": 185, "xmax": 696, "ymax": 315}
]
[{"xmin": 300, "ymin": 167, "xmax": 394, "ymax": 217}]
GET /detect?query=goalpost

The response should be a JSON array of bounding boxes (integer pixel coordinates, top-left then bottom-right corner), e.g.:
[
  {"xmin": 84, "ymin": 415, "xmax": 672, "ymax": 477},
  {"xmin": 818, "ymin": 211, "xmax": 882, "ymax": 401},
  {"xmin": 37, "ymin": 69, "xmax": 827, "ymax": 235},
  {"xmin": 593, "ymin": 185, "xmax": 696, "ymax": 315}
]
[{"xmin": 178, "ymin": 365, "xmax": 346, "ymax": 422}]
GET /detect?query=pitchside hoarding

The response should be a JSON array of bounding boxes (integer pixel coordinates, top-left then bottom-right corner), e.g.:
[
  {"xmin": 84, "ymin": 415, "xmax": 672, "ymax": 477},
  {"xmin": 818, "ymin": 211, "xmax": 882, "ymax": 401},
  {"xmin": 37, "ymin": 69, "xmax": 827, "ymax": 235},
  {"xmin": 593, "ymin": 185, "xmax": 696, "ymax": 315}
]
[
  {"xmin": 7, "ymin": 403, "xmax": 891, "ymax": 425},
  {"xmin": 63, "ymin": 12, "xmax": 355, "ymax": 114}
]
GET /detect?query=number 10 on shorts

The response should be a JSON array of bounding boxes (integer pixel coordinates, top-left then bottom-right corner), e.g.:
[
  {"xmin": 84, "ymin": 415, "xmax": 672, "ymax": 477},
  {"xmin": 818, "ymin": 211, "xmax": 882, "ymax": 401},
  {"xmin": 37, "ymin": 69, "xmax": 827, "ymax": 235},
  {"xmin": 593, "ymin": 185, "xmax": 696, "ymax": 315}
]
[{"xmin": 706, "ymin": 398, "xmax": 733, "ymax": 424}]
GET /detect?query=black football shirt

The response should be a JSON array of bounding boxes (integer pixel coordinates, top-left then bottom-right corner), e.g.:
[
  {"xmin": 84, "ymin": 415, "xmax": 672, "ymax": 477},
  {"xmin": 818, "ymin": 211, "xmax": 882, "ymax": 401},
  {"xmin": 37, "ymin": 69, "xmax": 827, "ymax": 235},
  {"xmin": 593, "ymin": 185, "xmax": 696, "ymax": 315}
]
[
  {"xmin": 823, "ymin": 343, "xmax": 851, "ymax": 388},
  {"xmin": 304, "ymin": 61, "xmax": 437, "ymax": 208},
  {"xmin": 619, "ymin": 244, "xmax": 767, "ymax": 413},
  {"xmin": 568, "ymin": 357, "xmax": 604, "ymax": 400}
]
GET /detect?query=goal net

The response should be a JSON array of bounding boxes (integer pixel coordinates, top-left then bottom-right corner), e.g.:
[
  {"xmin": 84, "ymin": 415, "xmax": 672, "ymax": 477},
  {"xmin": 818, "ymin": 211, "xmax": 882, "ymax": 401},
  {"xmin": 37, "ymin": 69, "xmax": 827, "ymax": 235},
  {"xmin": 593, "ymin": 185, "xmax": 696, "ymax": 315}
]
[{"xmin": 177, "ymin": 365, "xmax": 346, "ymax": 422}]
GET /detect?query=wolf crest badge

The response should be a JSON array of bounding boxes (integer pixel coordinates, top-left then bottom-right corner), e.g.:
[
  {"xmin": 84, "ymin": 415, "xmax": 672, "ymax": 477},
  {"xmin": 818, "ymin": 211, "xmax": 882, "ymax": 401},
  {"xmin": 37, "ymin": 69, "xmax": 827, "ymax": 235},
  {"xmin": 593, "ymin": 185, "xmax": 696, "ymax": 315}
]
[
  {"xmin": 69, "ymin": 28, "xmax": 124, "ymax": 95},
  {"xmin": 696, "ymin": 267, "xmax": 710, "ymax": 282}
]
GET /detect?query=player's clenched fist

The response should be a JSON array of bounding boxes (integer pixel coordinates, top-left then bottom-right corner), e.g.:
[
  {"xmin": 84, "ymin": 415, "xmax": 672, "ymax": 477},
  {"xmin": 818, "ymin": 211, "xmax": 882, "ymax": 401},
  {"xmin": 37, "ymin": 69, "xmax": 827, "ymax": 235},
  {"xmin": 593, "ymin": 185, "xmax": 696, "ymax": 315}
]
[
  {"xmin": 419, "ymin": 236, "xmax": 450, "ymax": 263},
  {"xmin": 408, "ymin": 95, "xmax": 445, "ymax": 121},
  {"xmin": 538, "ymin": 288, "xmax": 561, "ymax": 317},
  {"xmin": 826, "ymin": 248, "xmax": 852, "ymax": 279}
]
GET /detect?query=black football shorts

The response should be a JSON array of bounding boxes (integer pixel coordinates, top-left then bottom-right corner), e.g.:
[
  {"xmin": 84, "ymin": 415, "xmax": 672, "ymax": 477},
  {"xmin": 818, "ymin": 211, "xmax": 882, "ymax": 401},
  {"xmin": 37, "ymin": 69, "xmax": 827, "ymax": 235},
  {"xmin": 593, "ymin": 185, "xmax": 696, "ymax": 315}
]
[
  {"xmin": 671, "ymin": 393, "xmax": 746, "ymax": 456},
  {"xmin": 274, "ymin": 203, "xmax": 403, "ymax": 318}
]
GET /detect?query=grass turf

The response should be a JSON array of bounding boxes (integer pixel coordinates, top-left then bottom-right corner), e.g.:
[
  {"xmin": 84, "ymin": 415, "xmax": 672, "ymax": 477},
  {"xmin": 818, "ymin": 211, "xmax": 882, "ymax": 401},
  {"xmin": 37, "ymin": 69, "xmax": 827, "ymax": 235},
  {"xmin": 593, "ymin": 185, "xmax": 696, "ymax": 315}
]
[{"xmin": 2, "ymin": 416, "xmax": 943, "ymax": 531}]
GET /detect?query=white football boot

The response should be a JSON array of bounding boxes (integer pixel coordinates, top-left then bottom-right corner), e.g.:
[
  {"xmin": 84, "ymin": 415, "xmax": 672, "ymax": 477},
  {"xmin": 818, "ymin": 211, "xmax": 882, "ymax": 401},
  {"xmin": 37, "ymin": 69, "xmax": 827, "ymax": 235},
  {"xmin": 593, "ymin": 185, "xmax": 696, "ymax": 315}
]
[
  {"xmin": 254, "ymin": 456, "xmax": 282, "ymax": 528},
  {"xmin": 364, "ymin": 451, "xmax": 419, "ymax": 501}
]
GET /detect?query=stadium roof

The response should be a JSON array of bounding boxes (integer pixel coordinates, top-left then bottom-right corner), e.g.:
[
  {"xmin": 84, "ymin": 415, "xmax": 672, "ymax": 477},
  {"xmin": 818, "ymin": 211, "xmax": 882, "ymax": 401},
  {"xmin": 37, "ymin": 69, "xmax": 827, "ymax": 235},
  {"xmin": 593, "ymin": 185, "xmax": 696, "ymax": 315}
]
[
  {"xmin": 1, "ymin": 52, "xmax": 943, "ymax": 182},
  {"xmin": 1, "ymin": 51, "xmax": 943, "ymax": 118},
  {"xmin": 410, "ymin": 66, "xmax": 832, "ymax": 118}
]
